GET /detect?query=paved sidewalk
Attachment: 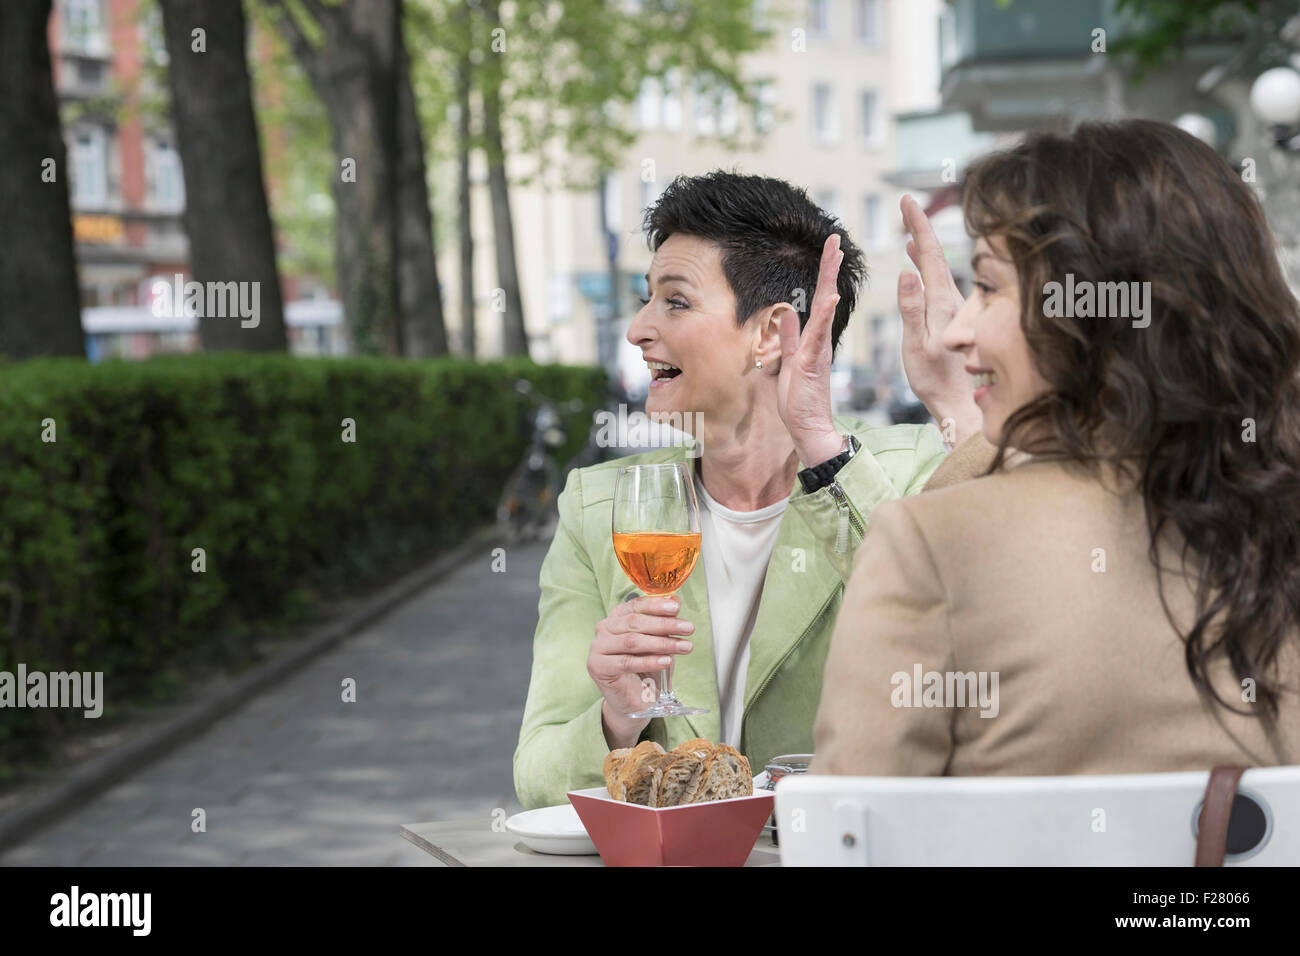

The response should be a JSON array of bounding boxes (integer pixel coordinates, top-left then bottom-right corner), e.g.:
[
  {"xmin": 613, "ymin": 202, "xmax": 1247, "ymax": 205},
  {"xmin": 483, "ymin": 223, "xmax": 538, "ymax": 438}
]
[{"xmin": 0, "ymin": 537, "xmax": 549, "ymax": 866}]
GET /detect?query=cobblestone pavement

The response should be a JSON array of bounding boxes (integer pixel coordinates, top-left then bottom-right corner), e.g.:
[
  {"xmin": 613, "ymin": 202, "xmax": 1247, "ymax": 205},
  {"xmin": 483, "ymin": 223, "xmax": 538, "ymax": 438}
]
[{"xmin": 1, "ymin": 538, "xmax": 549, "ymax": 866}]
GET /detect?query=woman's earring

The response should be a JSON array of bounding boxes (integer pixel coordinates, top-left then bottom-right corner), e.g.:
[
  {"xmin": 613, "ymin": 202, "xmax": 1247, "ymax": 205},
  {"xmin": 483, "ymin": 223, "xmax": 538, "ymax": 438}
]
[{"xmin": 755, "ymin": 359, "xmax": 763, "ymax": 369}]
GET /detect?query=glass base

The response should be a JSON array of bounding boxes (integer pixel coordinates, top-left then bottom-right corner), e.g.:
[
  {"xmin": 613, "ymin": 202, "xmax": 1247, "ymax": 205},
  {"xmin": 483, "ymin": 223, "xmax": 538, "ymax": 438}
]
[{"xmin": 627, "ymin": 699, "xmax": 709, "ymax": 719}]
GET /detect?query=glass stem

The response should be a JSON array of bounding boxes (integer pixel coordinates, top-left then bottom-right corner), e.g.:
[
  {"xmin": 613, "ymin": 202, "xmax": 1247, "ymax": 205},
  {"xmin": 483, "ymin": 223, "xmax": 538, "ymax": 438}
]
[{"xmin": 658, "ymin": 589, "xmax": 679, "ymax": 703}]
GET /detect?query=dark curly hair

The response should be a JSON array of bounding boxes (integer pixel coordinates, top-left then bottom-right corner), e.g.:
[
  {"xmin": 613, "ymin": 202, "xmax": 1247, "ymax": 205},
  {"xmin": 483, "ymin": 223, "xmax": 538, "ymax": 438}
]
[
  {"xmin": 643, "ymin": 170, "xmax": 866, "ymax": 359},
  {"xmin": 961, "ymin": 118, "xmax": 1300, "ymax": 725}
]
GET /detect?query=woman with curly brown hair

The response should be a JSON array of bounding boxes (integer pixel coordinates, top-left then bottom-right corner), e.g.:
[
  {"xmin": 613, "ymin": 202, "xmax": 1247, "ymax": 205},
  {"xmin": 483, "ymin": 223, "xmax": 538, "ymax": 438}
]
[{"xmin": 812, "ymin": 118, "xmax": 1300, "ymax": 775}]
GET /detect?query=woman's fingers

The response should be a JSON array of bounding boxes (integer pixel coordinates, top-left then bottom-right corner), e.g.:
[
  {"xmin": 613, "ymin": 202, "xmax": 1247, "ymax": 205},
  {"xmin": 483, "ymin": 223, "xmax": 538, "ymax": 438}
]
[
  {"xmin": 802, "ymin": 233, "xmax": 843, "ymax": 359},
  {"xmin": 615, "ymin": 654, "xmax": 676, "ymax": 675},
  {"xmin": 901, "ymin": 195, "xmax": 961, "ymax": 316},
  {"xmin": 898, "ymin": 270, "xmax": 927, "ymax": 346},
  {"xmin": 627, "ymin": 595, "xmax": 680, "ymax": 617},
  {"xmin": 596, "ymin": 630, "xmax": 692, "ymax": 657},
  {"xmin": 608, "ymin": 612, "xmax": 693, "ymax": 637},
  {"xmin": 599, "ymin": 647, "xmax": 684, "ymax": 677},
  {"xmin": 776, "ymin": 232, "xmax": 843, "ymax": 370}
]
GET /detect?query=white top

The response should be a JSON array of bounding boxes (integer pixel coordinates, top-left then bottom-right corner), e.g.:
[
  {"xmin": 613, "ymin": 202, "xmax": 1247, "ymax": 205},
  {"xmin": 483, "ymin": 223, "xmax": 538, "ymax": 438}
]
[{"xmin": 692, "ymin": 470, "xmax": 788, "ymax": 748}]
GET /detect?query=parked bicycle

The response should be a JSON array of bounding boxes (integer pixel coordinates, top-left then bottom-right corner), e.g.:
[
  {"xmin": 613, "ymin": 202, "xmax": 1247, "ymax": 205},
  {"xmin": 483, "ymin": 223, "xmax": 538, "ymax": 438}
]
[{"xmin": 497, "ymin": 378, "xmax": 626, "ymax": 544}]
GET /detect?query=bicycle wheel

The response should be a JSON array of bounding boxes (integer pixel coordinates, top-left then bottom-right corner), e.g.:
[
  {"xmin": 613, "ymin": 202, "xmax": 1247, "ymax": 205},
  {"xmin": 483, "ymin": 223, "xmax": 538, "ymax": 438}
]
[
  {"xmin": 499, "ymin": 460, "xmax": 555, "ymax": 543},
  {"xmin": 498, "ymin": 463, "xmax": 538, "ymax": 544}
]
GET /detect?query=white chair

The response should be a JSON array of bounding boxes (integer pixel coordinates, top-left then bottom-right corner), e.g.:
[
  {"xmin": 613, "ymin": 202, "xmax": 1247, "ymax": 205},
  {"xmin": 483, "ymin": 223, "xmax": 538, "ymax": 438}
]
[{"xmin": 774, "ymin": 767, "xmax": 1300, "ymax": 866}]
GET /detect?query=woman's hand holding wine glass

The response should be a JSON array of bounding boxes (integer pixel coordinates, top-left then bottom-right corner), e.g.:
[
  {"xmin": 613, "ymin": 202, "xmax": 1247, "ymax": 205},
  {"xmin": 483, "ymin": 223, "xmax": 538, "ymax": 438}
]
[
  {"xmin": 596, "ymin": 463, "xmax": 708, "ymax": 734},
  {"xmin": 588, "ymin": 594, "xmax": 695, "ymax": 749}
]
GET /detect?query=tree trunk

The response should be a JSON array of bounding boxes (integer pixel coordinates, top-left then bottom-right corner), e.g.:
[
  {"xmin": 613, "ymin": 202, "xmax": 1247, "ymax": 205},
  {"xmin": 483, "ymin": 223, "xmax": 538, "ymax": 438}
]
[
  {"xmin": 159, "ymin": 0, "xmax": 287, "ymax": 352},
  {"xmin": 0, "ymin": 0, "xmax": 86, "ymax": 359},
  {"xmin": 269, "ymin": 0, "xmax": 403, "ymax": 356},
  {"xmin": 394, "ymin": 34, "xmax": 448, "ymax": 357},
  {"xmin": 455, "ymin": 44, "xmax": 475, "ymax": 359},
  {"xmin": 332, "ymin": 81, "xmax": 401, "ymax": 356},
  {"xmin": 480, "ymin": 0, "xmax": 528, "ymax": 358}
]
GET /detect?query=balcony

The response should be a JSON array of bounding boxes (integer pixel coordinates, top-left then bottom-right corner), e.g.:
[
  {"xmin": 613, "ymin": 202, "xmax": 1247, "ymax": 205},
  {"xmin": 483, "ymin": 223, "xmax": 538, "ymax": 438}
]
[
  {"xmin": 887, "ymin": 109, "xmax": 996, "ymax": 191},
  {"xmin": 57, "ymin": 52, "xmax": 113, "ymax": 99},
  {"xmin": 938, "ymin": 0, "xmax": 1239, "ymax": 132}
]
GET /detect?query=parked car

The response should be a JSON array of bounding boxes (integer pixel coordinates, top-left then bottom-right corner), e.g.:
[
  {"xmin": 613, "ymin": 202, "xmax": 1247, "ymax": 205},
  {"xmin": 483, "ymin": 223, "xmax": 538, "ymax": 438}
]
[
  {"xmin": 829, "ymin": 359, "xmax": 853, "ymax": 413},
  {"xmin": 849, "ymin": 365, "xmax": 878, "ymax": 411},
  {"xmin": 887, "ymin": 376, "xmax": 930, "ymax": 425}
]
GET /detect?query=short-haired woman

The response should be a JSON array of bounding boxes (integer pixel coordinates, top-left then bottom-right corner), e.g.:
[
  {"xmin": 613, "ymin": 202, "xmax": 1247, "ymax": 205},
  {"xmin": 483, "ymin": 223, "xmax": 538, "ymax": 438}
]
[{"xmin": 515, "ymin": 172, "xmax": 986, "ymax": 808}]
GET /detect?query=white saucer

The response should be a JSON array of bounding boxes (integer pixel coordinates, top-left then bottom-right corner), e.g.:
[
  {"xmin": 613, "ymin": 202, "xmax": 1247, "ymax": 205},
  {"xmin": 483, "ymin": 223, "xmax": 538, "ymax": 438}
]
[{"xmin": 505, "ymin": 804, "xmax": 599, "ymax": 855}]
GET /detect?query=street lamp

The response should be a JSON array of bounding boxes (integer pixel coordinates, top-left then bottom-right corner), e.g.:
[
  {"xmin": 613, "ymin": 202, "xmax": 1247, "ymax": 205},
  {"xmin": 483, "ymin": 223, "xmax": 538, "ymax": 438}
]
[
  {"xmin": 1174, "ymin": 112, "xmax": 1218, "ymax": 147},
  {"xmin": 1249, "ymin": 66, "xmax": 1300, "ymax": 129},
  {"xmin": 1245, "ymin": 62, "xmax": 1300, "ymax": 291}
]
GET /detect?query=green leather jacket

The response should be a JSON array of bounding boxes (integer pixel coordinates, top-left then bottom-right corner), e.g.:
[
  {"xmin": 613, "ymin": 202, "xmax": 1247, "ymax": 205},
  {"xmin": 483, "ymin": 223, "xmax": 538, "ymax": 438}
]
[{"xmin": 513, "ymin": 415, "xmax": 948, "ymax": 809}]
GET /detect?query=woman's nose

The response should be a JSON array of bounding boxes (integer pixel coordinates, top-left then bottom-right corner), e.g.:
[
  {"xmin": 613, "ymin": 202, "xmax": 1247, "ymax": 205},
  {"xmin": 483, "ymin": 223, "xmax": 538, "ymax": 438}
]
[
  {"xmin": 942, "ymin": 292, "xmax": 977, "ymax": 355},
  {"xmin": 627, "ymin": 300, "xmax": 654, "ymax": 347}
]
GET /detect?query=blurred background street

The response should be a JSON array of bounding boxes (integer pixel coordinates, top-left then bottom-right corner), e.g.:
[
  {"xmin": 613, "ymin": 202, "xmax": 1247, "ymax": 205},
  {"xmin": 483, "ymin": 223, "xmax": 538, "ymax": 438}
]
[{"xmin": 1, "ymin": 537, "xmax": 549, "ymax": 866}]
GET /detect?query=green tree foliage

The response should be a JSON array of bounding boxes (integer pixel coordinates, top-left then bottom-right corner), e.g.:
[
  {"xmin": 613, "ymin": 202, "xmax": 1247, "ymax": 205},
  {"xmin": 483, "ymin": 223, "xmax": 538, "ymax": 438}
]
[
  {"xmin": 248, "ymin": 5, "xmax": 339, "ymax": 287},
  {"xmin": 410, "ymin": 0, "xmax": 773, "ymax": 190},
  {"xmin": 1114, "ymin": 0, "xmax": 1300, "ymax": 72},
  {"xmin": 241, "ymin": 0, "xmax": 772, "ymax": 339}
]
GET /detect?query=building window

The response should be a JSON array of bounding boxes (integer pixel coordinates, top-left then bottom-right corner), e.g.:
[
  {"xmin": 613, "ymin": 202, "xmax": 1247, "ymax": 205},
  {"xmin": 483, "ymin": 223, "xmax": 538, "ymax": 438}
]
[
  {"xmin": 939, "ymin": 6, "xmax": 959, "ymax": 68},
  {"xmin": 75, "ymin": 59, "xmax": 107, "ymax": 87},
  {"xmin": 859, "ymin": 90, "xmax": 880, "ymax": 147},
  {"xmin": 69, "ymin": 126, "xmax": 108, "ymax": 209},
  {"xmin": 855, "ymin": 0, "xmax": 881, "ymax": 47},
  {"xmin": 754, "ymin": 80, "xmax": 776, "ymax": 135},
  {"xmin": 693, "ymin": 75, "xmax": 736, "ymax": 138},
  {"xmin": 815, "ymin": 188, "xmax": 840, "ymax": 219},
  {"xmin": 638, "ymin": 174, "xmax": 667, "ymax": 216},
  {"xmin": 693, "ymin": 75, "xmax": 717, "ymax": 137},
  {"xmin": 146, "ymin": 135, "xmax": 185, "ymax": 212},
  {"xmin": 144, "ymin": 5, "xmax": 170, "ymax": 66},
  {"xmin": 637, "ymin": 77, "xmax": 663, "ymax": 130},
  {"xmin": 808, "ymin": 0, "xmax": 829, "ymax": 36},
  {"xmin": 863, "ymin": 193, "xmax": 883, "ymax": 248},
  {"xmin": 718, "ymin": 86, "xmax": 738, "ymax": 137},
  {"xmin": 662, "ymin": 70, "xmax": 683, "ymax": 131},
  {"xmin": 63, "ymin": 0, "xmax": 106, "ymax": 56},
  {"xmin": 811, "ymin": 82, "xmax": 837, "ymax": 145}
]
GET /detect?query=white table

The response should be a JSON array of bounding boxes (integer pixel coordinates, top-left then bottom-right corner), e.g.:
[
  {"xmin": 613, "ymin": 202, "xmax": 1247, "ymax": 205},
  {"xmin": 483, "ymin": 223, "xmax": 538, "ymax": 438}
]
[{"xmin": 399, "ymin": 819, "xmax": 781, "ymax": 866}]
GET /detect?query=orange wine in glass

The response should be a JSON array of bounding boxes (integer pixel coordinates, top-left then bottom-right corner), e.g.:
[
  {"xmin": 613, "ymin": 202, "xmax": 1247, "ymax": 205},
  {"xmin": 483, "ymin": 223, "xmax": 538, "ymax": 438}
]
[{"xmin": 612, "ymin": 463, "xmax": 708, "ymax": 718}]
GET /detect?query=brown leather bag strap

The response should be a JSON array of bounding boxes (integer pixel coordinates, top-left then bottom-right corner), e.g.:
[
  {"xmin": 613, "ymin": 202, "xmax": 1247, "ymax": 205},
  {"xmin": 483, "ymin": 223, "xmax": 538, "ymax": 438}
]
[{"xmin": 1195, "ymin": 765, "xmax": 1247, "ymax": 867}]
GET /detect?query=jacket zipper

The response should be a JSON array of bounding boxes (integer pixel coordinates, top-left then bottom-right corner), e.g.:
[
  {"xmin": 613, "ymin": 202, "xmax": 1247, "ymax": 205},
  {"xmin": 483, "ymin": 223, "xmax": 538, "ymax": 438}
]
[
  {"xmin": 746, "ymin": 586, "xmax": 839, "ymax": 716},
  {"xmin": 741, "ymin": 485, "xmax": 860, "ymax": 744},
  {"xmin": 827, "ymin": 480, "xmax": 864, "ymax": 554}
]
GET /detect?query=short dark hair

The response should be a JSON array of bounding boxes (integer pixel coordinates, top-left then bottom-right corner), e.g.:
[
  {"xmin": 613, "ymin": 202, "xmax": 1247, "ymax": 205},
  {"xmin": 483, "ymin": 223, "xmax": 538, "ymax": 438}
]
[{"xmin": 642, "ymin": 170, "xmax": 866, "ymax": 358}]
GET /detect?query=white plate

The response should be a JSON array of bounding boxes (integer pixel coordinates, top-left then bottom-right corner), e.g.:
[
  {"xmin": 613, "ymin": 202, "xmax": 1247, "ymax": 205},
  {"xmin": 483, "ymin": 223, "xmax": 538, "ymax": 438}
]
[{"xmin": 505, "ymin": 804, "xmax": 599, "ymax": 856}]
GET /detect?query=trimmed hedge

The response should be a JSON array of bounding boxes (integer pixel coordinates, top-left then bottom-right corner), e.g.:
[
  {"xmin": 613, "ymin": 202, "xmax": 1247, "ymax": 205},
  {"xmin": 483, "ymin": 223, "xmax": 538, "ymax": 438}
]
[{"xmin": 0, "ymin": 353, "xmax": 604, "ymax": 768}]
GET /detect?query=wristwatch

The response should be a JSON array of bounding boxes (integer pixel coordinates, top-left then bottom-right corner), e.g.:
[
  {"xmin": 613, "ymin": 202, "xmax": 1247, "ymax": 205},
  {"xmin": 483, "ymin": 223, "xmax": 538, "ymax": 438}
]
[{"xmin": 798, "ymin": 433, "xmax": 860, "ymax": 494}]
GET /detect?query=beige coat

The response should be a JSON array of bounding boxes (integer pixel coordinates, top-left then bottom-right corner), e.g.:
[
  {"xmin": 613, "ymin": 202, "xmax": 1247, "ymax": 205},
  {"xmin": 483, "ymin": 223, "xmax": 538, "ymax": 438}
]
[{"xmin": 812, "ymin": 437, "xmax": 1300, "ymax": 777}]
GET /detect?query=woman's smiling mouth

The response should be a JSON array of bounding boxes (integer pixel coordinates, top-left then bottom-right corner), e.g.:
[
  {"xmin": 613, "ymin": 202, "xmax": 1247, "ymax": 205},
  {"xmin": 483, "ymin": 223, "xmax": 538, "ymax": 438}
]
[
  {"xmin": 970, "ymin": 369, "xmax": 998, "ymax": 404},
  {"xmin": 647, "ymin": 360, "xmax": 683, "ymax": 388}
]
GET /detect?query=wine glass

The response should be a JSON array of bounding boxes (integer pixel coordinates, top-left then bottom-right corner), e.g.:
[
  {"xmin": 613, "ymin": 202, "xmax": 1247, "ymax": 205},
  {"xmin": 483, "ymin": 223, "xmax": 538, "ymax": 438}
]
[{"xmin": 612, "ymin": 462, "xmax": 708, "ymax": 718}]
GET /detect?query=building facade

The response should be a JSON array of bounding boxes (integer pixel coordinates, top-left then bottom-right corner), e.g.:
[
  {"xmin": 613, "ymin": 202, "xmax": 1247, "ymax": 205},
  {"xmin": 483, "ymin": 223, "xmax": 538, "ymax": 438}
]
[
  {"xmin": 49, "ymin": 0, "xmax": 341, "ymax": 359},
  {"xmin": 446, "ymin": 0, "xmax": 948, "ymax": 400}
]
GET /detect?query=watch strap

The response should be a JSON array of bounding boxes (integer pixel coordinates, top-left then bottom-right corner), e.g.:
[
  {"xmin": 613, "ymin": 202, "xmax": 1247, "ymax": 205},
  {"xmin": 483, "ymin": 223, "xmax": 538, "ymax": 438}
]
[{"xmin": 798, "ymin": 433, "xmax": 860, "ymax": 494}]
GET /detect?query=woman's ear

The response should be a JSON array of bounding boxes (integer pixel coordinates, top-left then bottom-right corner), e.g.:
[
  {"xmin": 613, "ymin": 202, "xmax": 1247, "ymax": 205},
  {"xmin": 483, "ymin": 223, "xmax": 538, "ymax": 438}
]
[{"xmin": 752, "ymin": 303, "xmax": 795, "ymax": 370}]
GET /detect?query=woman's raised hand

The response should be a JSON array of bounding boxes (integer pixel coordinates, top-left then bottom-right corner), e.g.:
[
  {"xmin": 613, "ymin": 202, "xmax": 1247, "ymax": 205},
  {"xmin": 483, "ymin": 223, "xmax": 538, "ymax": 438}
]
[
  {"xmin": 897, "ymin": 194, "xmax": 981, "ymax": 445},
  {"xmin": 777, "ymin": 233, "xmax": 848, "ymax": 468}
]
